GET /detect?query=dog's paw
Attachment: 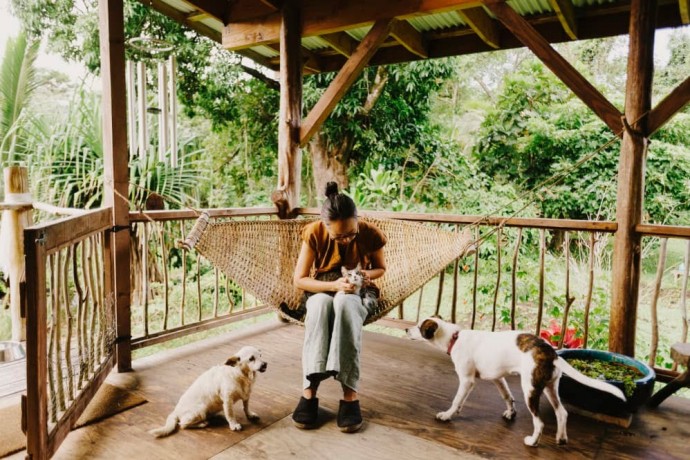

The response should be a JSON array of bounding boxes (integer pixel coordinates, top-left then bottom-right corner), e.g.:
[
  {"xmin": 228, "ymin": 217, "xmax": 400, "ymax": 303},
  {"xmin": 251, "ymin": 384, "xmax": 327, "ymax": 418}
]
[
  {"xmin": 523, "ymin": 435, "xmax": 540, "ymax": 447},
  {"xmin": 557, "ymin": 436, "xmax": 568, "ymax": 445},
  {"xmin": 435, "ymin": 411, "xmax": 453, "ymax": 422},
  {"xmin": 228, "ymin": 421, "xmax": 243, "ymax": 431},
  {"xmin": 247, "ymin": 412, "xmax": 260, "ymax": 422},
  {"xmin": 502, "ymin": 408, "xmax": 516, "ymax": 421}
]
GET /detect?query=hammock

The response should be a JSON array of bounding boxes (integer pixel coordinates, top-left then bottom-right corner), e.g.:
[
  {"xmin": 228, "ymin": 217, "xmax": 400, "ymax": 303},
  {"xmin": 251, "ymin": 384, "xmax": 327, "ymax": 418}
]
[{"xmin": 180, "ymin": 213, "xmax": 474, "ymax": 325}]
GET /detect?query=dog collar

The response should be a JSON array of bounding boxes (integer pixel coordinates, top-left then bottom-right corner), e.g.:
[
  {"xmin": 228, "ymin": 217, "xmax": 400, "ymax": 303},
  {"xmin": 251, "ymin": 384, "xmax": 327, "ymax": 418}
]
[{"xmin": 447, "ymin": 331, "xmax": 459, "ymax": 355}]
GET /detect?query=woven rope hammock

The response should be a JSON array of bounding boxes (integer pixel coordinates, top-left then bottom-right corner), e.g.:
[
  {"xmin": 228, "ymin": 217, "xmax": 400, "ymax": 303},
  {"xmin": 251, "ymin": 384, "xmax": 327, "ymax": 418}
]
[{"xmin": 181, "ymin": 213, "xmax": 474, "ymax": 325}]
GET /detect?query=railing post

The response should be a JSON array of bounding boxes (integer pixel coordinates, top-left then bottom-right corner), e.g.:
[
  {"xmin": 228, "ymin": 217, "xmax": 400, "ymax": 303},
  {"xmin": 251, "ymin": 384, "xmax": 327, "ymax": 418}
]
[
  {"xmin": 99, "ymin": 0, "xmax": 132, "ymax": 371},
  {"xmin": 609, "ymin": 0, "xmax": 656, "ymax": 356},
  {"xmin": 24, "ymin": 227, "xmax": 48, "ymax": 460}
]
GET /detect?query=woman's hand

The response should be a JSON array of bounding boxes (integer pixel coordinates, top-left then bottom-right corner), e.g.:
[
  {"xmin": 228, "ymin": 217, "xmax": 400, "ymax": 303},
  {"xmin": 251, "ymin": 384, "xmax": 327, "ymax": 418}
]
[
  {"xmin": 361, "ymin": 271, "xmax": 372, "ymax": 287},
  {"xmin": 332, "ymin": 277, "xmax": 355, "ymax": 293}
]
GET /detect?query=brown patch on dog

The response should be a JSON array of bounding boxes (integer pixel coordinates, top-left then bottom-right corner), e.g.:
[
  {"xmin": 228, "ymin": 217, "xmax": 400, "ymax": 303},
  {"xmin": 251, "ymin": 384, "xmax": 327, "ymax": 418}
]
[
  {"xmin": 517, "ymin": 334, "xmax": 557, "ymax": 415},
  {"xmin": 420, "ymin": 319, "xmax": 439, "ymax": 340},
  {"xmin": 225, "ymin": 356, "xmax": 240, "ymax": 367}
]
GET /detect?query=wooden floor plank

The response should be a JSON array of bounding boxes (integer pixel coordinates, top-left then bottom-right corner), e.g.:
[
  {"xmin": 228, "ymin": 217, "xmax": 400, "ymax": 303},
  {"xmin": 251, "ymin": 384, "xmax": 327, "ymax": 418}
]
[
  {"xmin": 44, "ymin": 319, "xmax": 690, "ymax": 459},
  {"xmin": 210, "ymin": 414, "xmax": 480, "ymax": 460}
]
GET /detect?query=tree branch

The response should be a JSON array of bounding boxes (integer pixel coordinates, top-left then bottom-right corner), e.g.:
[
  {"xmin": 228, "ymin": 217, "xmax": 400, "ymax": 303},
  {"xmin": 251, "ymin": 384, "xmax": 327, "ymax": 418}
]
[
  {"xmin": 240, "ymin": 64, "xmax": 280, "ymax": 91},
  {"xmin": 361, "ymin": 67, "xmax": 389, "ymax": 116}
]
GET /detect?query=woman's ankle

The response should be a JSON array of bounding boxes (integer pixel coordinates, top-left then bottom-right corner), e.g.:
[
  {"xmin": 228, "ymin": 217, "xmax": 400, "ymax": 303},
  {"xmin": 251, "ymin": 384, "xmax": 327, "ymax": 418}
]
[
  {"xmin": 342, "ymin": 386, "xmax": 357, "ymax": 401},
  {"xmin": 303, "ymin": 387, "xmax": 318, "ymax": 399}
]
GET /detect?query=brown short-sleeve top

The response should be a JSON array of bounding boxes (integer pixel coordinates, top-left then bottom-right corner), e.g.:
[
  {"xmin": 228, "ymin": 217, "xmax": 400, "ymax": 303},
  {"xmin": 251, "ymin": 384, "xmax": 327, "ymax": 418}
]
[{"xmin": 301, "ymin": 220, "xmax": 387, "ymax": 275}]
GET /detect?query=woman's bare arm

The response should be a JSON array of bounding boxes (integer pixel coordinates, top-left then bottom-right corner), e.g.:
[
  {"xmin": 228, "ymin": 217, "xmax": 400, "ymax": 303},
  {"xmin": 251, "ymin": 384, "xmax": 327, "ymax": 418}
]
[{"xmin": 362, "ymin": 247, "xmax": 386, "ymax": 283}]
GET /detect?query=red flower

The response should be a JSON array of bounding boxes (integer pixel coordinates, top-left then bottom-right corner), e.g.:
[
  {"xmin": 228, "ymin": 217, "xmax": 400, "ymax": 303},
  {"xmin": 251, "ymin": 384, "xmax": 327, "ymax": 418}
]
[{"xmin": 539, "ymin": 319, "xmax": 583, "ymax": 349}]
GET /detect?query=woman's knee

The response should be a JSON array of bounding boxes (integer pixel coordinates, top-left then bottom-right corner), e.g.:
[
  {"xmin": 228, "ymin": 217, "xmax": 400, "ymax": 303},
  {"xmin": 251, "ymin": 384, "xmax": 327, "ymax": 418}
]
[
  {"xmin": 305, "ymin": 294, "xmax": 334, "ymax": 323},
  {"xmin": 333, "ymin": 294, "xmax": 366, "ymax": 320}
]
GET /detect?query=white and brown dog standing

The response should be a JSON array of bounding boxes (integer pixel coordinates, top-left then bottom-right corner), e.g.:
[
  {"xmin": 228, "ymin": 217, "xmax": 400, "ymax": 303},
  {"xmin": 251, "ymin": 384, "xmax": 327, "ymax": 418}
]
[
  {"xmin": 406, "ymin": 317, "xmax": 625, "ymax": 447},
  {"xmin": 150, "ymin": 346, "xmax": 267, "ymax": 438}
]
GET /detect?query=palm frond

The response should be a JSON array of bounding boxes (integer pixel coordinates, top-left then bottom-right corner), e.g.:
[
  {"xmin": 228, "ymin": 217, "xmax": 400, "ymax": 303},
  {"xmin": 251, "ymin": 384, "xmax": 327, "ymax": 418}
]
[{"xmin": 0, "ymin": 31, "xmax": 41, "ymax": 164}]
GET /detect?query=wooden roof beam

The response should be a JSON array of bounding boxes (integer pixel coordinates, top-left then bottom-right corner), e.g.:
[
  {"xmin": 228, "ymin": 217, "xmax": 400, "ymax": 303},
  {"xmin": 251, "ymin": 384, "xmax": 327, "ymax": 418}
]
[
  {"xmin": 268, "ymin": 43, "xmax": 323, "ymax": 72},
  {"xmin": 223, "ymin": 0, "xmax": 483, "ymax": 50},
  {"xmin": 548, "ymin": 0, "xmax": 578, "ymax": 39},
  {"xmin": 483, "ymin": 0, "xmax": 623, "ymax": 134},
  {"xmin": 680, "ymin": 0, "xmax": 690, "ymax": 24},
  {"xmin": 180, "ymin": 0, "xmax": 228, "ymax": 23},
  {"xmin": 457, "ymin": 6, "xmax": 500, "ymax": 48},
  {"xmin": 185, "ymin": 11, "xmax": 209, "ymax": 22},
  {"xmin": 300, "ymin": 19, "xmax": 394, "ymax": 146},
  {"xmin": 320, "ymin": 32, "xmax": 358, "ymax": 58},
  {"xmin": 648, "ymin": 75, "xmax": 690, "ymax": 134},
  {"xmin": 391, "ymin": 20, "xmax": 428, "ymax": 58}
]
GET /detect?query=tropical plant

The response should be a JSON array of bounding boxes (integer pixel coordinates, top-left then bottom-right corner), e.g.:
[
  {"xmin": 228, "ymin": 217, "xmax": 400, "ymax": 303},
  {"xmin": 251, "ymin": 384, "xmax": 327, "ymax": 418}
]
[{"xmin": 0, "ymin": 30, "xmax": 41, "ymax": 192}]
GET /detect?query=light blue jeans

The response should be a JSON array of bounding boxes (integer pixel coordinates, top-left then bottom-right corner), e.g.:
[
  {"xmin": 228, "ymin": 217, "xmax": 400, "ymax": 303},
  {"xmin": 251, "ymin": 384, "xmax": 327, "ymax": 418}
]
[{"xmin": 302, "ymin": 293, "xmax": 371, "ymax": 392}]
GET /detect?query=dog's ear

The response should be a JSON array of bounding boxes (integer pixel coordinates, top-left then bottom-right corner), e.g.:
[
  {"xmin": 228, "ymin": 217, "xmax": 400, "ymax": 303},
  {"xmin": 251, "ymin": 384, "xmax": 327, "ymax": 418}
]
[
  {"xmin": 355, "ymin": 262, "xmax": 361, "ymax": 271},
  {"xmin": 341, "ymin": 266, "xmax": 348, "ymax": 276},
  {"xmin": 420, "ymin": 319, "xmax": 438, "ymax": 340},
  {"xmin": 225, "ymin": 356, "xmax": 240, "ymax": 367}
]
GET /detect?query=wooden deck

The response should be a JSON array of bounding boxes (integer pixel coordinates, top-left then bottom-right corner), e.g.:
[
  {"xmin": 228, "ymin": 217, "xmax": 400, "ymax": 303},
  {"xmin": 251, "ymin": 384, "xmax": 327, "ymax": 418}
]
[{"xmin": 8, "ymin": 319, "xmax": 690, "ymax": 459}]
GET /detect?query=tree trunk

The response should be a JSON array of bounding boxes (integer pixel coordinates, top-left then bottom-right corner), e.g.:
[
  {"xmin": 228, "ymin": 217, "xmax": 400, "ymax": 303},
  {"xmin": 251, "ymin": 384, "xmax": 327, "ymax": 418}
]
[{"xmin": 308, "ymin": 133, "xmax": 350, "ymax": 196}]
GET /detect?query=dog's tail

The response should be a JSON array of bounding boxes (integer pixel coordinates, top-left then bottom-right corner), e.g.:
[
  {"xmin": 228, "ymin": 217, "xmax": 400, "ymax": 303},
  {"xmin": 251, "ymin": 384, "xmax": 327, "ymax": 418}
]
[
  {"xmin": 149, "ymin": 413, "xmax": 179, "ymax": 438},
  {"xmin": 555, "ymin": 357, "xmax": 626, "ymax": 401}
]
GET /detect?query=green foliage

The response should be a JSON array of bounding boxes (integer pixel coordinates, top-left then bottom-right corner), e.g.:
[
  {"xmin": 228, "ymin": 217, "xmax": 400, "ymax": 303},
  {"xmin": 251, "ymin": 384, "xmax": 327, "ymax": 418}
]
[
  {"xmin": 473, "ymin": 55, "xmax": 690, "ymax": 223},
  {"xmin": 0, "ymin": 30, "xmax": 41, "ymax": 173}
]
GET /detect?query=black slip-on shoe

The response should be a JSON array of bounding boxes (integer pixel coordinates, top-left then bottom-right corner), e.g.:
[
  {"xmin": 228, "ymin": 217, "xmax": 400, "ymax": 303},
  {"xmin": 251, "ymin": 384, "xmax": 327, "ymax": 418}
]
[
  {"xmin": 337, "ymin": 400, "xmax": 363, "ymax": 433},
  {"xmin": 292, "ymin": 397, "xmax": 319, "ymax": 429}
]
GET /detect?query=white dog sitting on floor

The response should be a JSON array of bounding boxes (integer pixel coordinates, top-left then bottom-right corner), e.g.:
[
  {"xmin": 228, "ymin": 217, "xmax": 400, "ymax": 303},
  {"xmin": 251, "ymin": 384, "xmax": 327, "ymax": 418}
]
[
  {"xmin": 150, "ymin": 346, "xmax": 267, "ymax": 438},
  {"xmin": 406, "ymin": 317, "xmax": 625, "ymax": 447}
]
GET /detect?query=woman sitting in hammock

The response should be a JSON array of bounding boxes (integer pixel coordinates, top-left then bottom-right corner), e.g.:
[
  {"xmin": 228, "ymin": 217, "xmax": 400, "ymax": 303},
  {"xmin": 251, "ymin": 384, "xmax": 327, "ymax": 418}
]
[{"xmin": 291, "ymin": 181, "xmax": 387, "ymax": 433}]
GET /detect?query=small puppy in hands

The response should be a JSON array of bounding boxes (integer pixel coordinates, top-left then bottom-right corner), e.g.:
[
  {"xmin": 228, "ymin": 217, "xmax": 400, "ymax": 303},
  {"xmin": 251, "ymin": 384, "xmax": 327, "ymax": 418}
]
[{"xmin": 150, "ymin": 346, "xmax": 267, "ymax": 438}]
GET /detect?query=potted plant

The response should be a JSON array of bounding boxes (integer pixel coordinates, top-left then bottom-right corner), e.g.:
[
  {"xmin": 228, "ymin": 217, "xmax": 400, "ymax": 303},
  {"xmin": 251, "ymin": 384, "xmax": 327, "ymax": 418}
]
[
  {"xmin": 556, "ymin": 348, "xmax": 655, "ymax": 416},
  {"xmin": 540, "ymin": 320, "xmax": 655, "ymax": 426}
]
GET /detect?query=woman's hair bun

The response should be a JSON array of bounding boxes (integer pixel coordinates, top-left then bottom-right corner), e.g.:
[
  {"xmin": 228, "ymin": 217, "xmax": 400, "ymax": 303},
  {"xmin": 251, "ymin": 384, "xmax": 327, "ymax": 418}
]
[{"xmin": 324, "ymin": 181, "xmax": 339, "ymax": 198}]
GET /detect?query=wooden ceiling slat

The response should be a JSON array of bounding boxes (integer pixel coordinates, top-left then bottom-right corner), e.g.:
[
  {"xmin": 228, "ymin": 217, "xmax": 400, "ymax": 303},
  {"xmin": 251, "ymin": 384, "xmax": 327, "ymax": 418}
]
[
  {"xmin": 391, "ymin": 20, "xmax": 428, "ymax": 58},
  {"xmin": 222, "ymin": 0, "xmax": 482, "ymax": 50},
  {"xmin": 185, "ymin": 11, "xmax": 209, "ymax": 22},
  {"xmin": 320, "ymin": 32, "xmax": 358, "ymax": 57},
  {"xmin": 680, "ymin": 0, "xmax": 690, "ymax": 23},
  {"xmin": 457, "ymin": 7, "xmax": 500, "ymax": 48},
  {"xmin": 548, "ymin": 0, "xmax": 578, "ymax": 39},
  {"xmin": 300, "ymin": 19, "xmax": 394, "ymax": 146},
  {"xmin": 180, "ymin": 0, "xmax": 227, "ymax": 23},
  {"xmin": 483, "ymin": 0, "xmax": 623, "ymax": 134}
]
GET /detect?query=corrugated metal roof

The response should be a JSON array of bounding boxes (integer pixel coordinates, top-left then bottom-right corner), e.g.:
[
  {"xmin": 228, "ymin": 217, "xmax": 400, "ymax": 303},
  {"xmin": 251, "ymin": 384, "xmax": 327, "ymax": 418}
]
[
  {"xmin": 302, "ymin": 36, "xmax": 330, "ymax": 51},
  {"xmin": 252, "ymin": 45, "xmax": 280, "ymax": 58},
  {"xmin": 407, "ymin": 11, "xmax": 466, "ymax": 31},
  {"xmin": 163, "ymin": 0, "xmax": 194, "ymax": 14}
]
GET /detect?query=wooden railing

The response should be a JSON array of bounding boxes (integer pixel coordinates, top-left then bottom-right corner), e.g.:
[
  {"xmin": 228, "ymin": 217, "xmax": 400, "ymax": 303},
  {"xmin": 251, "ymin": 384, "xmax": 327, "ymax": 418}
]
[
  {"xmin": 637, "ymin": 224, "xmax": 690, "ymax": 380},
  {"xmin": 127, "ymin": 208, "xmax": 278, "ymax": 350},
  {"xmin": 128, "ymin": 207, "xmax": 690, "ymax": 380},
  {"xmin": 24, "ymin": 208, "xmax": 116, "ymax": 460}
]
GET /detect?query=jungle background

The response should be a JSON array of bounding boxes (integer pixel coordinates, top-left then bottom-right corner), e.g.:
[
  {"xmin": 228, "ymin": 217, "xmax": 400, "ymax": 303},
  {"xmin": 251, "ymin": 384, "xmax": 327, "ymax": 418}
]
[{"xmin": 1, "ymin": 1, "xmax": 690, "ymax": 371}]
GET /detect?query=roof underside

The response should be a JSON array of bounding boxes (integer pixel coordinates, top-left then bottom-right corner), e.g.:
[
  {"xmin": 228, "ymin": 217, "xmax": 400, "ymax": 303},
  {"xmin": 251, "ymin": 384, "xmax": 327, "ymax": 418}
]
[{"xmin": 143, "ymin": 0, "xmax": 687, "ymax": 73}]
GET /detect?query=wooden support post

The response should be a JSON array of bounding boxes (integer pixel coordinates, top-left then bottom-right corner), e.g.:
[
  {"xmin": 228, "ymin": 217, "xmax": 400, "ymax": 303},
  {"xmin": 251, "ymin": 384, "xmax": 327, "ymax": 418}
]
[
  {"xmin": 99, "ymin": 0, "xmax": 132, "ymax": 371},
  {"xmin": 0, "ymin": 166, "xmax": 32, "ymax": 342},
  {"xmin": 271, "ymin": 0, "xmax": 303, "ymax": 219},
  {"xmin": 609, "ymin": 0, "xmax": 656, "ymax": 356}
]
